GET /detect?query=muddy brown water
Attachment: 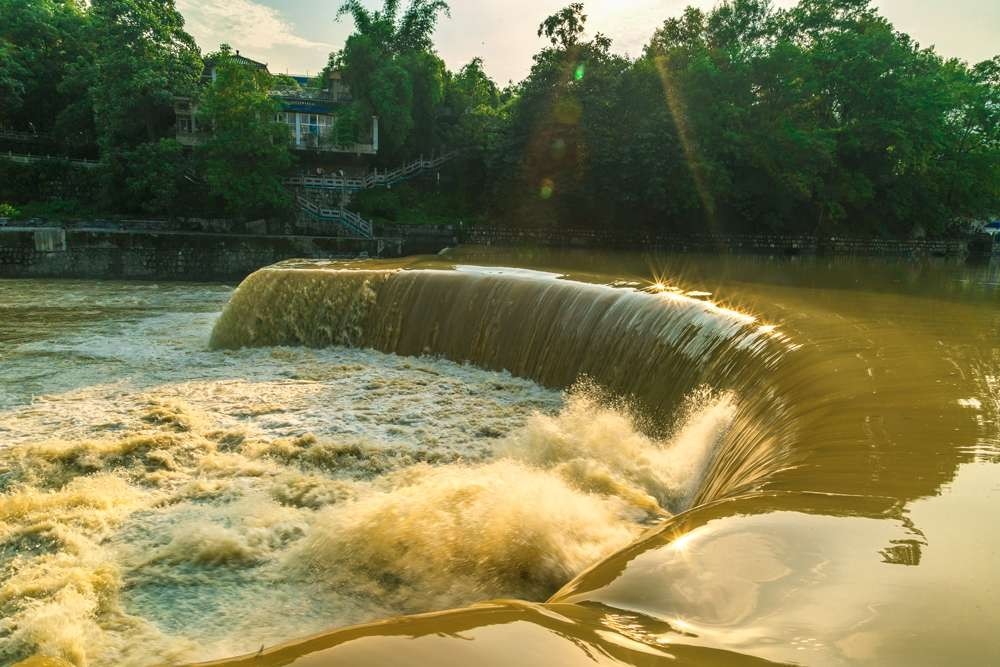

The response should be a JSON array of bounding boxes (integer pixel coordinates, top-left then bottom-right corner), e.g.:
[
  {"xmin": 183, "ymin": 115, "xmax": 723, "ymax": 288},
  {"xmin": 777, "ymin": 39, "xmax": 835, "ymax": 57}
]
[{"xmin": 2, "ymin": 250, "xmax": 998, "ymax": 666}]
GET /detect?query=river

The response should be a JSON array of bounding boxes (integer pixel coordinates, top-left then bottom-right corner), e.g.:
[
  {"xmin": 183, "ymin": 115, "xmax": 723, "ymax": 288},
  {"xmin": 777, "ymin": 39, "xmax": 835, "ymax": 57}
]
[{"xmin": 1, "ymin": 250, "xmax": 998, "ymax": 666}]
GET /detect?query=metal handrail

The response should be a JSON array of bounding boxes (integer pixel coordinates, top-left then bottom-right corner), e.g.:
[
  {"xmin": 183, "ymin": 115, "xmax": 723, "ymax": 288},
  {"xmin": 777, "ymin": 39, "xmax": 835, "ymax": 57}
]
[
  {"xmin": 0, "ymin": 128, "xmax": 52, "ymax": 142},
  {"xmin": 285, "ymin": 151, "xmax": 460, "ymax": 192},
  {"xmin": 2, "ymin": 151, "xmax": 99, "ymax": 168},
  {"xmin": 296, "ymin": 195, "xmax": 374, "ymax": 238}
]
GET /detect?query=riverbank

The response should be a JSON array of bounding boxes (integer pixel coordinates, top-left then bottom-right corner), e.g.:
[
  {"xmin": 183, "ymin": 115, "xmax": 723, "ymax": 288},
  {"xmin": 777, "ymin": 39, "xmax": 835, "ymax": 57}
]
[
  {"xmin": 0, "ymin": 228, "xmax": 400, "ymax": 281},
  {"xmin": 0, "ymin": 224, "xmax": 994, "ymax": 281}
]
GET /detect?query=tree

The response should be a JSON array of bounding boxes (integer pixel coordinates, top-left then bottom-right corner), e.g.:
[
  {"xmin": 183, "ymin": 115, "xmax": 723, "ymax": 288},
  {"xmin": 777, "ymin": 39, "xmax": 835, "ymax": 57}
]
[
  {"xmin": 364, "ymin": 60, "xmax": 415, "ymax": 157},
  {"xmin": 87, "ymin": 0, "xmax": 201, "ymax": 210},
  {"xmin": 333, "ymin": 0, "xmax": 451, "ymax": 160},
  {"xmin": 272, "ymin": 74, "xmax": 302, "ymax": 92},
  {"xmin": 538, "ymin": 2, "xmax": 587, "ymax": 49},
  {"xmin": 124, "ymin": 138, "xmax": 189, "ymax": 216},
  {"xmin": 328, "ymin": 105, "xmax": 360, "ymax": 148},
  {"xmin": 336, "ymin": 0, "xmax": 451, "ymax": 56},
  {"xmin": 450, "ymin": 58, "xmax": 500, "ymax": 110},
  {"xmin": 399, "ymin": 49, "xmax": 446, "ymax": 154},
  {"xmin": 485, "ymin": 5, "xmax": 632, "ymax": 227},
  {"xmin": 89, "ymin": 0, "xmax": 201, "ymax": 153},
  {"xmin": 196, "ymin": 48, "xmax": 294, "ymax": 220},
  {"xmin": 0, "ymin": 0, "xmax": 95, "ymax": 148},
  {"xmin": 442, "ymin": 58, "xmax": 503, "ymax": 149},
  {"xmin": 0, "ymin": 39, "xmax": 28, "ymax": 121}
]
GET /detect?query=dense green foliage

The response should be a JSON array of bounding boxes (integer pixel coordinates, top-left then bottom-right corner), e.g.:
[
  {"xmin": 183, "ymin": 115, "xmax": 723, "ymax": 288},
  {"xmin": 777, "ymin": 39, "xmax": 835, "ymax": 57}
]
[
  {"xmin": 326, "ymin": 0, "xmax": 999, "ymax": 235},
  {"xmin": 331, "ymin": 0, "xmax": 451, "ymax": 160},
  {"xmin": 89, "ymin": 0, "xmax": 201, "ymax": 153},
  {"xmin": 0, "ymin": 0, "xmax": 293, "ymax": 220},
  {"xmin": 196, "ymin": 47, "xmax": 294, "ymax": 219},
  {"xmin": 0, "ymin": 159, "xmax": 102, "ymax": 215},
  {"xmin": 474, "ymin": 0, "xmax": 998, "ymax": 235},
  {"xmin": 0, "ymin": 0, "xmax": 996, "ymax": 234},
  {"xmin": 0, "ymin": 0, "xmax": 95, "ymax": 147}
]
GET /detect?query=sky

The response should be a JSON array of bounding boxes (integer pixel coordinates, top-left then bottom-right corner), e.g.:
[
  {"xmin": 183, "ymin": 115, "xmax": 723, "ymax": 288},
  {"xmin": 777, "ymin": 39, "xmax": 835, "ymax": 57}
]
[{"xmin": 175, "ymin": 0, "xmax": 1000, "ymax": 83}]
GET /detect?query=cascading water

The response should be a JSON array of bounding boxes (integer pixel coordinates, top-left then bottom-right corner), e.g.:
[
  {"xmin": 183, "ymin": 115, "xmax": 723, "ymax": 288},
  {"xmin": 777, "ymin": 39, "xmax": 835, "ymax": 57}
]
[
  {"xmin": 210, "ymin": 263, "xmax": 803, "ymax": 504},
  {"xmin": 2, "ymin": 252, "xmax": 998, "ymax": 667}
]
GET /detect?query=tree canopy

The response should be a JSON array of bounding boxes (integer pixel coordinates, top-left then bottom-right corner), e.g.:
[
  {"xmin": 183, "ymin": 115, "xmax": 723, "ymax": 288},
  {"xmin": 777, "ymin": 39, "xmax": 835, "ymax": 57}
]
[
  {"xmin": 196, "ymin": 46, "xmax": 293, "ymax": 219},
  {"xmin": 89, "ymin": 0, "xmax": 202, "ymax": 153},
  {"xmin": 0, "ymin": 0, "xmax": 996, "ymax": 235},
  {"xmin": 476, "ymin": 0, "xmax": 998, "ymax": 236},
  {"xmin": 331, "ymin": 0, "xmax": 453, "ymax": 160},
  {"xmin": 0, "ymin": 0, "xmax": 95, "ymax": 146}
]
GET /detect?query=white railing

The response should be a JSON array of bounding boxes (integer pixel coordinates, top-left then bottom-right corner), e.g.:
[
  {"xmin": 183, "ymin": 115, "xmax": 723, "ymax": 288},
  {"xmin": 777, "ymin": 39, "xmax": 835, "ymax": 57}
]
[
  {"xmin": 296, "ymin": 195, "xmax": 374, "ymax": 239},
  {"xmin": 291, "ymin": 141, "xmax": 378, "ymax": 155},
  {"xmin": 289, "ymin": 152, "xmax": 460, "ymax": 239},
  {"xmin": 2, "ymin": 151, "xmax": 99, "ymax": 168},
  {"xmin": 0, "ymin": 128, "xmax": 51, "ymax": 142},
  {"xmin": 340, "ymin": 208, "xmax": 374, "ymax": 238},
  {"xmin": 285, "ymin": 151, "xmax": 460, "ymax": 192}
]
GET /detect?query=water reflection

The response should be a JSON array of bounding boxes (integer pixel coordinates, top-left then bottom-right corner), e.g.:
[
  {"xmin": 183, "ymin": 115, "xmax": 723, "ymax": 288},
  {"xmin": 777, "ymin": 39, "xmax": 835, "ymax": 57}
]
[
  {"xmin": 197, "ymin": 467, "xmax": 1000, "ymax": 666},
  {"xmin": 555, "ymin": 463, "xmax": 1000, "ymax": 665},
  {"xmin": 191, "ymin": 601, "xmax": 780, "ymax": 667}
]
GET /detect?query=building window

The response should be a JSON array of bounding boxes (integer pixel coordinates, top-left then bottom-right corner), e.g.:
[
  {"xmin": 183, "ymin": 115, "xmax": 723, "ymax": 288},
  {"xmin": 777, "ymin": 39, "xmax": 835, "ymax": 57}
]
[
  {"xmin": 177, "ymin": 115, "xmax": 193, "ymax": 133},
  {"xmin": 302, "ymin": 114, "xmax": 331, "ymax": 144}
]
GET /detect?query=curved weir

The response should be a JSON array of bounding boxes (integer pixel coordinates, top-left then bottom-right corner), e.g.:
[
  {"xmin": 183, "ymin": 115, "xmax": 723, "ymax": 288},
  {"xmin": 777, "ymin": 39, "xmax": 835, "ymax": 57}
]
[{"xmin": 210, "ymin": 264, "xmax": 805, "ymax": 506}]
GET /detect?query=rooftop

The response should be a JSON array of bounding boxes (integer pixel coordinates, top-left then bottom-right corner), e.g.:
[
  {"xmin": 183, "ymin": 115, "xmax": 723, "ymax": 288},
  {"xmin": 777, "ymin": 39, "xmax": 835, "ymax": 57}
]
[{"xmin": 204, "ymin": 51, "xmax": 270, "ymax": 74}]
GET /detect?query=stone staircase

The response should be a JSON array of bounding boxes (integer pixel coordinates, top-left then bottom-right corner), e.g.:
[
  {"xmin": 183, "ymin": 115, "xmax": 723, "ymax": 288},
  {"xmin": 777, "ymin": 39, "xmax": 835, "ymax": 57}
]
[
  {"xmin": 288, "ymin": 152, "xmax": 461, "ymax": 239},
  {"xmin": 286, "ymin": 151, "xmax": 460, "ymax": 193},
  {"xmin": 295, "ymin": 195, "xmax": 374, "ymax": 239}
]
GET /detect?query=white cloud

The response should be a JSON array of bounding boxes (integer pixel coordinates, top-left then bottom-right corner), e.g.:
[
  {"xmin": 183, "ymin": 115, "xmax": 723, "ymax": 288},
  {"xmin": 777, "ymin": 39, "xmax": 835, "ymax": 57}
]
[{"xmin": 177, "ymin": 0, "xmax": 330, "ymax": 54}]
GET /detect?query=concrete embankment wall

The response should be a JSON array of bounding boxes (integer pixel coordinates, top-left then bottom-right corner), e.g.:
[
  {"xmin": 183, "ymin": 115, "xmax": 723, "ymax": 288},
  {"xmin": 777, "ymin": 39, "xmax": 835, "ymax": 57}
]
[
  {"xmin": 0, "ymin": 228, "xmax": 404, "ymax": 281},
  {"xmin": 1, "ymin": 225, "xmax": 994, "ymax": 281}
]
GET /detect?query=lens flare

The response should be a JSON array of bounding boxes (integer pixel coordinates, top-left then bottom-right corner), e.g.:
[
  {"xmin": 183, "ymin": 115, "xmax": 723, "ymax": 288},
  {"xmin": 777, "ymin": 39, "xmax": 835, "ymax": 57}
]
[
  {"xmin": 654, "ymin": 56, "xmax": 717, "ymax": 228},
  {"xmin": 540, "ymin": 178, "xmax": 555, "ymax": 200}
]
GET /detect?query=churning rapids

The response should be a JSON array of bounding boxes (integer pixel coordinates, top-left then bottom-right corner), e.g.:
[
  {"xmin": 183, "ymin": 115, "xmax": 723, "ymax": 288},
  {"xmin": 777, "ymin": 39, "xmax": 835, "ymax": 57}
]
[{"xmin": 1, "ymin": 251, "xmax": 998, "ymax": 667}]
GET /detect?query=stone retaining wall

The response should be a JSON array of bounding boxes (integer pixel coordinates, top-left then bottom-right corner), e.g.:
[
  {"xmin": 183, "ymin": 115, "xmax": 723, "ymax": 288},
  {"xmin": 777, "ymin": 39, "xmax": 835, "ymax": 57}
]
[
  {"xmin": 2, "ymin": 225, "xmax": 994, "ymax": 282},
  {"xmin": 0, "ymin": 228, "xmax": 402, "ymax": 281}
]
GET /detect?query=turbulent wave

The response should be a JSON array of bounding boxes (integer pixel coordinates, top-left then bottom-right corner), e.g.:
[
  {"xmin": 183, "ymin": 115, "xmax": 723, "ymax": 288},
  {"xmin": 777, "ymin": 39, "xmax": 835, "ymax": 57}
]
[
  {"xmin": 211, "ymin": 263, "xmax": 801, "ymax": 503},
  {"xmin": 0, "ymin": 359, "xmax": 733, "ymax": 666}
]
